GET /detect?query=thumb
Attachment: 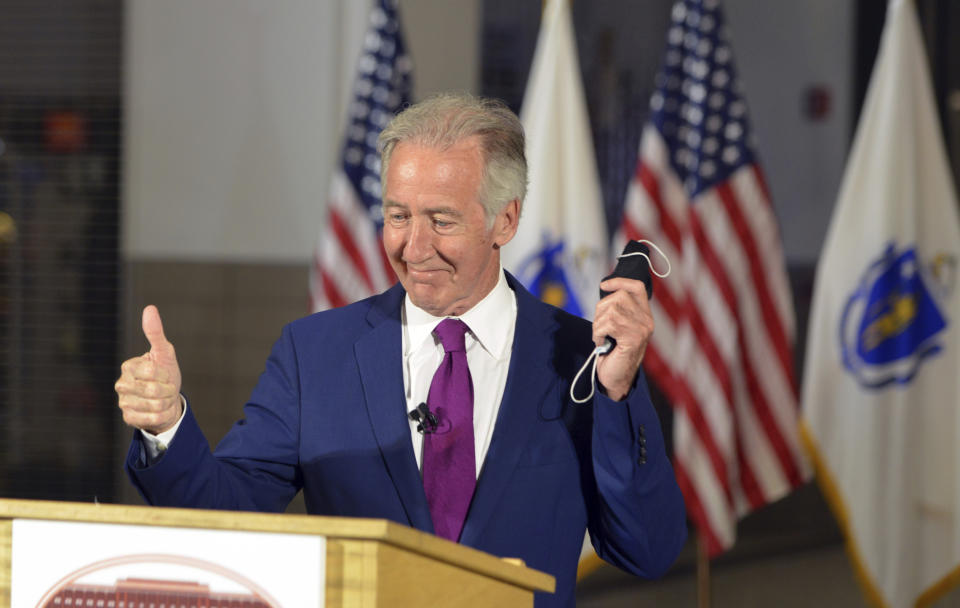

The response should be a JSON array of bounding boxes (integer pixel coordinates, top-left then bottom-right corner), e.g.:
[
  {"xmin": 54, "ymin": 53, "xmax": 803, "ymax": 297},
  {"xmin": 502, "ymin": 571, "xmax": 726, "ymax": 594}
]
[{"xmin": 142, "ymin": 305, "xmax": 175, "ymax": 361}]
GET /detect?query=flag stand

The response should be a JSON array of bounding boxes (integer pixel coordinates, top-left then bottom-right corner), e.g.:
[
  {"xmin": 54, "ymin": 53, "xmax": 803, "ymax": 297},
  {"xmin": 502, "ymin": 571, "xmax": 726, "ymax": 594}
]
[{"xmin": 697, "ymin": 533, "xmax": 711, "ymax": 608}]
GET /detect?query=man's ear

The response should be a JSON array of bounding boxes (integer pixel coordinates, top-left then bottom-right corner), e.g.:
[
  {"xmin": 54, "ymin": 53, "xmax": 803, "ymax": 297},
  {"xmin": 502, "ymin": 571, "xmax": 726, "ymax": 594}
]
[{"xmin": 492, "ymin": 198, "xmax": 520, "ymax": 248}]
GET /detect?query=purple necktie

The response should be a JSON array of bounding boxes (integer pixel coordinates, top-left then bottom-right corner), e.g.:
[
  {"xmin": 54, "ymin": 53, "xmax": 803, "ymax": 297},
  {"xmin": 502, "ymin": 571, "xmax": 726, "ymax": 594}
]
[{"xmin": 423, "ymin": 318, "xmax": 476, "ymax": 542}]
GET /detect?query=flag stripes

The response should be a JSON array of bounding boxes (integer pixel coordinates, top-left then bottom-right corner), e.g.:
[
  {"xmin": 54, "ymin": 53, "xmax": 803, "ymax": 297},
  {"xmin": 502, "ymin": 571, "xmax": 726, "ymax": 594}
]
[{"xmin": 616, "ymin": 120, "xmax": 806, "ymax": 555}]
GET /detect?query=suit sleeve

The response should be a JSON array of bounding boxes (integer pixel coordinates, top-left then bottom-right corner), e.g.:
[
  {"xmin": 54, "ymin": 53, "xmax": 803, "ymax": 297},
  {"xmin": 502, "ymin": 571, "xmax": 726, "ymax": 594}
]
[
  {"xmin": 125, "ymin": 324, "xmax": 303, "ymax": 512},
  {"xmin": 586, "ymin": 370, "xmax": 687, "ymax": 578}
]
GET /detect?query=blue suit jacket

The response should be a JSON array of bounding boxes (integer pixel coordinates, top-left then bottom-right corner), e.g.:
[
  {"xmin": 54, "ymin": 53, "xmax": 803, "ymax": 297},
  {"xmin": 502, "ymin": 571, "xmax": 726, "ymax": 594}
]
[{"xmin": 127, "ymin": 274, "xmax": 686, "ymax": 607}]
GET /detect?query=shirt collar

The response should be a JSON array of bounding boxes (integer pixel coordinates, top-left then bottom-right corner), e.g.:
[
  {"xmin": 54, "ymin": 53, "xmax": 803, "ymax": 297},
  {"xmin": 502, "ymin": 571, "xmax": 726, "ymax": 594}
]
[{"xmin": 404, "ymin": 267, "xmax": 515, "ymax": 360}]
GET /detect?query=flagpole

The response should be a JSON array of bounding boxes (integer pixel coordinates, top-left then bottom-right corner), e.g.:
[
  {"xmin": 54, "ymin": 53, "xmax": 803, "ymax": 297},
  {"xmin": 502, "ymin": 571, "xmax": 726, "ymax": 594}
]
[{"xmin": 697, "ymin": 533, "xmax": 711, "ymax": 608}]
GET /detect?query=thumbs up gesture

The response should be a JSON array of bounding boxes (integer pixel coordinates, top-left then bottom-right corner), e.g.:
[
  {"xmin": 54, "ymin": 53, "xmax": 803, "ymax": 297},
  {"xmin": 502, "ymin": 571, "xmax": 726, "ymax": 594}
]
[{"xmin": 115, "ymin": 305, "xmax": 184, "ymax": 434}]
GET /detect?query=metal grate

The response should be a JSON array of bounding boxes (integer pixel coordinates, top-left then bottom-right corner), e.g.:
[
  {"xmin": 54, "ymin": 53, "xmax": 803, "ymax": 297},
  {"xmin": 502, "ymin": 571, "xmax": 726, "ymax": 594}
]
[{"xmin": 0, "ymin": 0, "xmax": 122, "ymax": 502}]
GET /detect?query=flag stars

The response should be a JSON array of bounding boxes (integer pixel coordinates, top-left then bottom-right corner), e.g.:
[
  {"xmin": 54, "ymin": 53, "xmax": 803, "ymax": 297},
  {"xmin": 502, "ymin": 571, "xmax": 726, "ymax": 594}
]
[
  {"xmin": 669, "ymin": 26, "xmax": 684, "ymax": 45},
  {"xmin": 352, "ymin": 101, "xmax": 370, "ymax": 119},
  {"xmin": 359, "ymin": 55, "xmax": 376, "ymax": 74},
  {"xmin": 690, "ymin": 59, "xmax": 709, "ymax": 79},
  {"xmin": 345, "ymin": 146, "xmax": 363, "ymax": 166},
  {"xmin": 697, "ymin": 39, "xmax": 713, "ymax": 58},
  {"xmin": 376, "ymin": 64, "xmax": 393, "ymax": 81},
  {"xmin": 690, "ymin": 82, "xmax": 708, "ymax": 105},
  {"xmin": 700, "ymin": 160, "xmax": 716, "ymax": 178},
  {"xmin": 687, "ymin": 105, "xmax": 704, "ymax": 125},
  {"xmin": 335, "ymin": 0, "xmax": 410, "ymax": 221},
  {"xmin": 651, "ymin": 0, "xmax": 756, "ymax": 195},
  {"xmin": 715, "ymin": 44, "xmax": 731, "ymax": 64},
  {"xmin": 725, "ymin": 121, "xmax": 743, "ymax": 140},
  {"xmin": 673, "ymin": 3, "xmax": 687, "ymax": 22},
  {"xmin": 355, "ymin": 78, "xmax": 373, "ymax": 96},
  {"xmin": 373, "ymin": 86, "xmax": 390, "ymax": 104},
  {"xmin": 370, "ymin": 108, "xmax": 390, "ymax": 129},
  {"xmin": 365, "ymin": 31, "xmax": 382, "ymax": 52},
  {"xmin": 379, "ymin": 39, "xmax": 396, "ymax": 59},
  {"xmin": 349, "ymin": 124, "xmax": 366, "ymax": 142},
  {"xmin": 361, "ymin": 175, "xmax": 381, "ymax": 197},
  {"xmin": 651, "ymin": 92, "xmax": 664, "ymax": 111},
  {"xmin": 712, "ymin": 69, "xmax": 729, "ymax": 88},
  {"xmin": 700, "ymin": 14, "xmax": 716, "ymax": 32}
]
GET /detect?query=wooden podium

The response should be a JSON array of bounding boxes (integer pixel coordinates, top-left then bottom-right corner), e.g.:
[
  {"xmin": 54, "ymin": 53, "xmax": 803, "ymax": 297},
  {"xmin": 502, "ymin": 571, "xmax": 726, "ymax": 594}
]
[{"xmin": 0, "ymin": 498, "xmax": 554, "ymax": 607}]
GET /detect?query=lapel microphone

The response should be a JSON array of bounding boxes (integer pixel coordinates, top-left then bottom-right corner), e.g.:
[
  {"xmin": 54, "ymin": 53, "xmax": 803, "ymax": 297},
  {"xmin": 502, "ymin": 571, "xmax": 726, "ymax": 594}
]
[{"xmin": 409, "ymin": 402, "xmax": 439, "ymax": 434}]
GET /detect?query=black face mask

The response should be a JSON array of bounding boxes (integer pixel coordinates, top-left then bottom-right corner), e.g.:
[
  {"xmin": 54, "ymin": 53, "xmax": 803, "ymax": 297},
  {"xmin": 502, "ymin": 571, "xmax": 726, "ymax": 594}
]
[{"xmin": 570, "ymin": 239, "xmax": 672, "ymax": 404}]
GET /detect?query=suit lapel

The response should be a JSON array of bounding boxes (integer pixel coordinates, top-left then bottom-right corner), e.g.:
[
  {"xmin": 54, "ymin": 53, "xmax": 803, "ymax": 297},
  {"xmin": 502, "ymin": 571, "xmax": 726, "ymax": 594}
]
[
  {"xmin": 355, "ymin": 285, "xmax": 434, "ymax": 534},
  {"xmin": 460, "ymin": 275, "xmax": 558, "ymax": 546}
]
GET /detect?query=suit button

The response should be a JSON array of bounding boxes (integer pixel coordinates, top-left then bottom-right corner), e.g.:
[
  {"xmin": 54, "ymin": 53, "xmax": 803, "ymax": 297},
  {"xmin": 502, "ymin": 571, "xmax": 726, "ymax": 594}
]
[{"xmin": 638, "ymin": 456, "xmax": 647, "ymax": 465}]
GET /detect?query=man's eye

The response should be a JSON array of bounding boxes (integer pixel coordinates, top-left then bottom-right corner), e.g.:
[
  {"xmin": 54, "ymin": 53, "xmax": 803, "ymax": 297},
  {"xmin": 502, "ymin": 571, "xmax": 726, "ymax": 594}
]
[{"xmin": 433, "ymin": 218, "xmax": 453, "ymax": 228}]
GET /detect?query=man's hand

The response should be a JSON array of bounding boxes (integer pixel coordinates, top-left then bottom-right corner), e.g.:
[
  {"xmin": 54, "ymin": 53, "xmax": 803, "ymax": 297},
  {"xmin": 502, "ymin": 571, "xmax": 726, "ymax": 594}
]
[
  {"xmin": 115, "ymin": 305, "xmax": 183, "ymax": 434},
  {"xmin": 592, "ymin": 277, "xmax": 654, "ymax": 401}
]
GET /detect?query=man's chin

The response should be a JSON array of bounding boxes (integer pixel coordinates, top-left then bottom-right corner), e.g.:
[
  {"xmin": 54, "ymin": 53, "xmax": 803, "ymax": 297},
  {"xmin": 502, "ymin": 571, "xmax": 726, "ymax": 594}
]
[{"xmin": 404, "ymin": 286, "xmax": 446, "ymax": 316}]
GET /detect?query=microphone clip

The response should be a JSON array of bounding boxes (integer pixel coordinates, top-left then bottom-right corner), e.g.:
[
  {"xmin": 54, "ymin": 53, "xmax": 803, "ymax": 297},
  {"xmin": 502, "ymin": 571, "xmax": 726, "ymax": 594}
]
[{"xmin": 409, "ymin": 402, "xmax": 439, "ymax": 434}]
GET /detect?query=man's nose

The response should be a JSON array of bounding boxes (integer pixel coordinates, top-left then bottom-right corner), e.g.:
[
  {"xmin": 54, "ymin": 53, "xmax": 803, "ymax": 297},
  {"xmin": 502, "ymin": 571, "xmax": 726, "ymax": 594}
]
[{"xmin": 403, "ymin": 219, "xmax": 434, "ymax": 263}]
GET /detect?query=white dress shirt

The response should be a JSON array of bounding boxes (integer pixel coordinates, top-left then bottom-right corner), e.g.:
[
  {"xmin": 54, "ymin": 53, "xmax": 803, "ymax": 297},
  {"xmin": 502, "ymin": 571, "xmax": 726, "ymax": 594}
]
[
  {"xmin": 143, "ymin": 268, "xmax": 518, "ymax": 476},
  {"xmin": 403, "ymin": 268, "xmax": 516, "ymax": 478}
]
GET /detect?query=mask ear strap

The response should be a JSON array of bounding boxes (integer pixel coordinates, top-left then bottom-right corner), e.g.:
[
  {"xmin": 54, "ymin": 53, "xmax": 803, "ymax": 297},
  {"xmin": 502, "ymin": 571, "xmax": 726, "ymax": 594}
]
[
  {"xmin": 618, "ymin": 239, "xmax": 671, "ymax": 278},
  {"xmin": 570, "ymin": 345, "xmax": 603, "ymax": 404}
]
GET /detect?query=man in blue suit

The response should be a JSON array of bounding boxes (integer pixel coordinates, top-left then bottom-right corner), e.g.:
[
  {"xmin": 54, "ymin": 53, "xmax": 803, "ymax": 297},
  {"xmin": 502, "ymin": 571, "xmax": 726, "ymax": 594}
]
[{"xmin": 116, "ymin": 93, "xmax": 686, "ymax": 607}]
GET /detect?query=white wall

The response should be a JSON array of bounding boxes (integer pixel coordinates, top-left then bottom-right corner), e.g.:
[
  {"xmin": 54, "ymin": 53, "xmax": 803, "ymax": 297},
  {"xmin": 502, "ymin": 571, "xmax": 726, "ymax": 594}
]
[
  {"xmin": 726, "ymin": 0, "xmax": 854, "ymax": 264},
  {"xmin": 123, "ymin": 0, "xmax": 843, "ymax": 265},
  {"xmin": 123, "ymin": 0, "xmax": 480, "ymax": 263}
]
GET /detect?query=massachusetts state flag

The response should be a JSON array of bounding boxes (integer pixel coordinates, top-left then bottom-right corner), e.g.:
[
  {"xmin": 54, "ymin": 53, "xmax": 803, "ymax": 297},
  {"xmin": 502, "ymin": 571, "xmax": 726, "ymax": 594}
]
[
  {"xmin": 501, "ymin": 0, "xmax": 607, "ymax": 320},
  {"xmin": 613, "ymin": 0, "xmax": 809, "ymax": 556},
  {"xmin": 310, "ymin": 0, "xmax": 412, "ymax": 311},
  {"xmin": 801, "ymin": 0, "xmax": 960, "ymax": 605}
]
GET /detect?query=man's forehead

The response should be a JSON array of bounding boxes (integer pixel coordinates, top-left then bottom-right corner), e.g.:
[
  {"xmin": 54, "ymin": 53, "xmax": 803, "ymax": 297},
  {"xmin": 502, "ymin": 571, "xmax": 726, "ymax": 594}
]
[
  {"xmin": 383, "ymin": 138, "xmax": 485, "ymax": 201},
  {"xmin": 391, "ymin": 135, "xmax": 484, "ymax": 160}
]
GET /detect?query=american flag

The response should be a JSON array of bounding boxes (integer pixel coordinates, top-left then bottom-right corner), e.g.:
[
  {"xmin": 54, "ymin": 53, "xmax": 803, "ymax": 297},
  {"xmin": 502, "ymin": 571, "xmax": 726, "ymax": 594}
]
[
  {"xmin": 613, "ymin": 0, "xmax": 808, "ymax": 556},
  {"xmin": 310, "ymin": 0, "xmax": 412, "ymax": 311}
]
